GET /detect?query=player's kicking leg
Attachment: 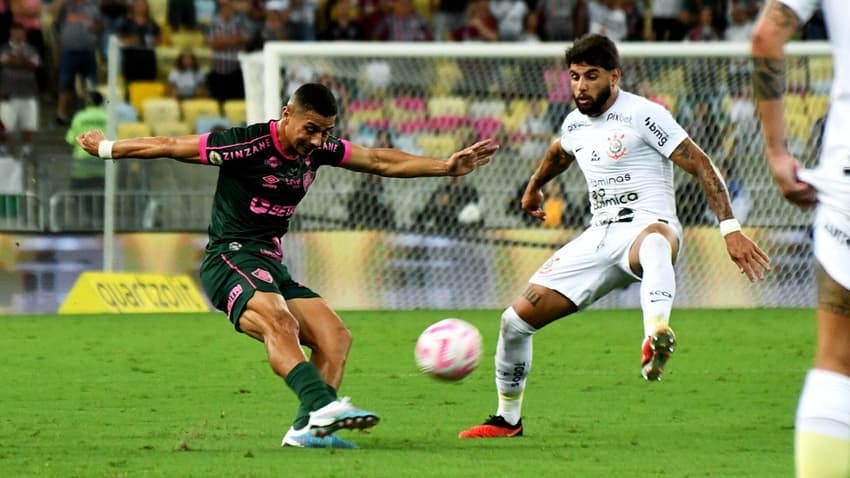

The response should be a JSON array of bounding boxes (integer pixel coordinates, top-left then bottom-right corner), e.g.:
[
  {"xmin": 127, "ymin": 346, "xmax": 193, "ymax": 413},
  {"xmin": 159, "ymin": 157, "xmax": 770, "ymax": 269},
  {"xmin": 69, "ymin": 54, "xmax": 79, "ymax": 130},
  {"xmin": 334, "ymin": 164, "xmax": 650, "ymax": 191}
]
[
  {"xmin": 282, "ymin": 426, "xmax": 359, "ymax": 449},
  {"xmin": 285, "ymin": 297, "xmax": 380, "ymax": 439},
  {"xmin": 460, "ymin": 285, "xmax": 576, "ymax": 438}
]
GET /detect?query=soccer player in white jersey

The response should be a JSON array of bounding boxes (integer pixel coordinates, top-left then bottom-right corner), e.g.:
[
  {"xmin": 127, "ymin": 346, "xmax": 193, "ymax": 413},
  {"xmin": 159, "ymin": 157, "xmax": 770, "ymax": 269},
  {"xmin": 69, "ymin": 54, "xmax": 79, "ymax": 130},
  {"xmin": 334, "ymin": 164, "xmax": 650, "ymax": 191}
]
[
  {"xmin": 752, "ymin": 2, "xmax": 850, "ymax": 476},
  {"xmin": 459, "ymin": 33, "xmax": 771, "ymax": 439}
]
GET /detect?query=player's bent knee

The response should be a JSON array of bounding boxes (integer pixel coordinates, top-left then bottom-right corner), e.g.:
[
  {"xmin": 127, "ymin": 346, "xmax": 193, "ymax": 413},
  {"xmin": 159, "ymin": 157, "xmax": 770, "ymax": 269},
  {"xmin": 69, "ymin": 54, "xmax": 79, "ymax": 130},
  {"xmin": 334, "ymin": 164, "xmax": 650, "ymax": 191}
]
[{"xmin": 240, "ymin": 293, "xmax": 300, "ymax": 340}]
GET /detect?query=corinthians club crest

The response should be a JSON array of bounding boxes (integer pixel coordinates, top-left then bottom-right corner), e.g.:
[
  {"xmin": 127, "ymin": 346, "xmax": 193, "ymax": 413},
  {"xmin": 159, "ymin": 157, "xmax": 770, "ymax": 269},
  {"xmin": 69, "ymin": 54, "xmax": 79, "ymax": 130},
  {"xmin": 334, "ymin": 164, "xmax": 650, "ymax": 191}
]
[{"xmin": 607, "ymin": 131, "xmax": 627, "ymax": 160}]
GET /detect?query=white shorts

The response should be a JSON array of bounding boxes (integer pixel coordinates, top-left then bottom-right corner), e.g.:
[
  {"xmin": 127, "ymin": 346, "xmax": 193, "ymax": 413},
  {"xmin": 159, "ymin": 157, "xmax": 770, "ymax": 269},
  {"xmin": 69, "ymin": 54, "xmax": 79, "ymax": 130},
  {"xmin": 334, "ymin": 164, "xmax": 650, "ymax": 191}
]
[
  {"xmin": 0, "ymin": 98, "xmax": 39, "ymax": 132},
  {"xmin": 529, "ymin": 214, "xmax": 682, "ymax": 309},
  {"xmin": 812, "ymin": 205, "xmax": 850, "ymax": 290}
]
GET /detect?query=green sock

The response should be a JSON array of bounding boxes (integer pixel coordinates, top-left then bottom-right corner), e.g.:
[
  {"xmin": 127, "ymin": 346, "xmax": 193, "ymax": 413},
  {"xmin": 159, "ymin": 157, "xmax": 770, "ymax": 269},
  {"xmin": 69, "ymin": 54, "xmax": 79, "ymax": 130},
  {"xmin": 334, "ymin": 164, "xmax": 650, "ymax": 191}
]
[
  {"xmin": 284, "ymin": 362, "xmax": 336, "ymax": 423},
  {"xmin": 292, "ymin": 383, "xmax": 337, "ymax": 429}
]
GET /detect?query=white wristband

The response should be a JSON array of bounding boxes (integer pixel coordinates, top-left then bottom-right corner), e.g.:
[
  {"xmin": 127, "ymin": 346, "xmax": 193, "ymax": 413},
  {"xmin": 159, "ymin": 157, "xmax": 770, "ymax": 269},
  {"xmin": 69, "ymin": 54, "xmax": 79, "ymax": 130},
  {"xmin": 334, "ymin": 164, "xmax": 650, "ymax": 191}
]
[
  {"xmin": 719, "ymin": 218, "xmax": 741, "ymax": 237},
  {"xmin": 98, "ymin": 140, "xmax": 114, "ymax": 159}
]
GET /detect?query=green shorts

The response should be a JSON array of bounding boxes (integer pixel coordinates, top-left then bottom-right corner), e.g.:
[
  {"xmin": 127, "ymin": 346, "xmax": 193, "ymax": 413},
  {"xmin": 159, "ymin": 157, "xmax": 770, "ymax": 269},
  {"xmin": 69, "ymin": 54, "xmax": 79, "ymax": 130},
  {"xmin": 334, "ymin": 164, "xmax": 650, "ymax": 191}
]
[{"xmin": 200, "ymin": 249, "xmax": 319, "ymax": 332}]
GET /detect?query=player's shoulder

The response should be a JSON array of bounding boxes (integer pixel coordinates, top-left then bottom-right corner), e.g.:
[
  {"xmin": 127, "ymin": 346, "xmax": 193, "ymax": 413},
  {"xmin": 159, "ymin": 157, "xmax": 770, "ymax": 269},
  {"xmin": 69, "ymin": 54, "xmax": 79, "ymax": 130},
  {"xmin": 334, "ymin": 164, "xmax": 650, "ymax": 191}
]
[
  {"xmin": 560, "ymin": 109, "xmax": 591, "ymax": 135},
  {"xmin": 619, "ymin": 90, "xmax": 668, "ymax": 115}
]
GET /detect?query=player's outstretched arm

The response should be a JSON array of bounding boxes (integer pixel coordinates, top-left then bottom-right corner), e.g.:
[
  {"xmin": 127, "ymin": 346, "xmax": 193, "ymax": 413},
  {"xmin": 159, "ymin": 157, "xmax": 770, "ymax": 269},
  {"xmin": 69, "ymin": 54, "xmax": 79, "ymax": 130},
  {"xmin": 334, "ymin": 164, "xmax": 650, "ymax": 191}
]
[
  {"xmin": 76, "ymin": 129, "xmax": 204, "ymax": 163},
  {"xmin": 669, "ymin": 138, "xmax": 771, "ymax": 281},
  {"xmin": 751, "ymin": 0, "xmax": 816, "ymax": 209},
  {"xmin": 342, "ymin": 138, "xmax": 499, "ymax": 177}
]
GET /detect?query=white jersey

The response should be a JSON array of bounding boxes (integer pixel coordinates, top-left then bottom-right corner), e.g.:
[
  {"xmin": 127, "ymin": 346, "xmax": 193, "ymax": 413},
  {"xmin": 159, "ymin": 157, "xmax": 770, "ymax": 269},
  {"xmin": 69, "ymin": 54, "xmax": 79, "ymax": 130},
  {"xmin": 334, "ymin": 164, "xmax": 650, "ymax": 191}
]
[
  {"xmin": 559, "ymin": 90, "xmax": 689, "ymax": 224},
  {"xmin": 781, "ymin": 0, "xmax": 850, "ymax": 214}
]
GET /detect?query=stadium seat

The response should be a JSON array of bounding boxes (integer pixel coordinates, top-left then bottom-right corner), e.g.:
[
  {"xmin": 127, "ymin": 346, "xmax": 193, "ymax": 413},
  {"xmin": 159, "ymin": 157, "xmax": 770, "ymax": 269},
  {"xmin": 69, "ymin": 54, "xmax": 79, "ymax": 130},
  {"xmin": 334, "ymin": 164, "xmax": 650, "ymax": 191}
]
[
  {"xmin": 417, "ymin": 134, "xmax": 458, "ymax": 157},
  {"xmin": 195, "ymin": 115, "xmax": 231, "ymax": 134},
  {"xmin": 349, "ymin": 105, "xmax": 385, "ymax": 130},
  {"xmin": 115, "ymin": 102, "xmax": 139, "ymax": 124},
  {"xmin": 222, "ymin": 99, "xmax": 247, "ymax": 126},
  {"xmin": 152, "ymin": 121, "xmax": 192, "ymax": 137},
  {"xmin": 396, "ymin": 118, "xmax": 429, "ymax": 135},
  {"xmin": 430, "ymin": 61, "xmax": 461, "ymax": 95},
  {"xmin": 783, "ymin": 94, "xmax": 806, "ymax": 116},
  {"xmin": 394, "ymin": 96, "xmax": 427, "ymax": 114},
  {"xmin": 148, "ymin": 0, "xmax": 168, "ymax": 26},
  {"xmin": 469, "ymin": 99, "xmax": 506, "ymax": 119},
  {"xmin": 141, "ymin": 97, "xmax": 181, "ymax": 124},
  {"xmin": 655, "ymin": 94, "xmax": 677, "ymax": 115},
  {"xmin": 503, "ymin": 99, "xmax": 531, "ymax": 133},
  {"xmin": 807, "ymin": 94, "xmax": 829, "ymax": 119},
  {"xmin": 427, "ymin": 96, "xmax": 468, "ymax": 117},
  {"xmin": 653, "ymin": 66, "xmax": 686, "ymax": 96},
  {"xmin": 169, "ymin": 31, "xmax": 206, "ymax": 49},
  {"xmin": 117, "ymin": 121, "xmax": 153, "ymax": 139},
  {"xmin": 387, "ymin": 97, "xmax": 427, "ymax": 122},
  {"xmin": 428, "ymin": 115, "xmax": 470, "ymax": 132},
  {"xmin": 785, "ymin": 112, "xmax": 811, "ymax": 144},
  {"xmin": 472, "ymin": 117, "xmax": 504, "ymax": 140},
  {"xmin": 181, "ymin": 98, "xmax": 221, "ymax": 129},
  {"xmin": 809, "ymin": 56, "xmax": 833, "ymax": 94},
  {"xmin": 128, "ymin": 81, "xmax": 167, "ymax": 113},
  {"xmin": 349, "ymin": 99, "xmax": 383, "ymax": 113}
]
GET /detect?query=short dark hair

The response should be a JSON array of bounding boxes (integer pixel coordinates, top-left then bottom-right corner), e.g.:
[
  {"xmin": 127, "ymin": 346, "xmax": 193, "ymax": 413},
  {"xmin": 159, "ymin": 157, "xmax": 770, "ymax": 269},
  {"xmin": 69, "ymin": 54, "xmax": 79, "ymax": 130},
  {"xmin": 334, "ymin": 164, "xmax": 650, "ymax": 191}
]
[
  {"xmin": 564, "ymin": 33, "xmax": 621, "ymax": 71},
  {"xmin": 289, "ymin": 83, "xmax": 338, "ymax": 117}
]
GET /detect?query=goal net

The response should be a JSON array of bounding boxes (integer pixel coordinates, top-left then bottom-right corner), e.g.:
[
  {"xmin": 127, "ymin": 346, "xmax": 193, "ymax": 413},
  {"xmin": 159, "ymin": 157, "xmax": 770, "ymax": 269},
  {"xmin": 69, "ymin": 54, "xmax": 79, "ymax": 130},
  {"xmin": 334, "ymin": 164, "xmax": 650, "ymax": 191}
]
[{"xmin": 240, "ymin": 41, "xmax": 831, "ymax": 310}]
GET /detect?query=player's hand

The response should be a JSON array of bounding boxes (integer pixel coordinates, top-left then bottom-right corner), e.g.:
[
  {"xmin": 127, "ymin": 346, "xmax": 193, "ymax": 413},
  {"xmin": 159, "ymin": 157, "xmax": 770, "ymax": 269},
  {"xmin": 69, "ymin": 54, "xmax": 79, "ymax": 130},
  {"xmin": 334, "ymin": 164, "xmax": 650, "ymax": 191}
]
[
  {"xmin": 76, "ymin": 129, "xmax": 107, "ymax": 158},
  {"xmin": 767, "ymin": 150, "xmax": 816, "ymax": 209},
  {"xmin": 521, "ymin": 189, "xmax": 545, "ymax": 221},
  {"xmin": 447, "ymin": 139, "xmax": 499, "ymax": 175},
  {"xmin": 724, "ymin": 232, "xmax": 771, "ymax": 282}
]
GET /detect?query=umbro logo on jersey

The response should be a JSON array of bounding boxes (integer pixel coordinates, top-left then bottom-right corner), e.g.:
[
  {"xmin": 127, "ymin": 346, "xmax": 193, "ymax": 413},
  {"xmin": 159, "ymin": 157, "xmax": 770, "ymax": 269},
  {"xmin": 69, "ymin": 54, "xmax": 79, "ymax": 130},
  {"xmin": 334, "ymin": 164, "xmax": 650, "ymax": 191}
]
[{"xmin": 262, "ymin": 175, "xmax": 280, "ymax": 189}]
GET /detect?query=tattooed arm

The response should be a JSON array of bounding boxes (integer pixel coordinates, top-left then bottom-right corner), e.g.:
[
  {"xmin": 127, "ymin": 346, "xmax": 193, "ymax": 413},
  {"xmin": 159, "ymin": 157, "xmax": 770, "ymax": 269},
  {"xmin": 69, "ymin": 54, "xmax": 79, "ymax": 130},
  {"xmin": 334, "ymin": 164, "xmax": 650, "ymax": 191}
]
[
  {"xmin": 669, "ymin": 138, "xmax": 771, "ymax": 280},
  {"xmin": 751, "ymin": 0, "xmax": 816, "ymax": 208},
  {"xmin": 668, "ymin": 138, "xmax": 734, "ymax": 222}
]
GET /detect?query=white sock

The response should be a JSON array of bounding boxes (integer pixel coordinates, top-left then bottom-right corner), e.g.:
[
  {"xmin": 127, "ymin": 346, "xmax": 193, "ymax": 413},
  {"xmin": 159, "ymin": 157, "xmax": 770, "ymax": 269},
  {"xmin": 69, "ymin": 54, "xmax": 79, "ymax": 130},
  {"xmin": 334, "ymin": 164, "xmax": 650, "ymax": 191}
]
[
  {"xmin": 638, "ymin": 233, "xmax": 675, "ymax": 337},
  {"xmin": 494, "ymin": 307, "xmax": 536, "ymax": 426},
  {"xmin": 796, "ymin": 369, "xmax": 850, "ymax": 477}
]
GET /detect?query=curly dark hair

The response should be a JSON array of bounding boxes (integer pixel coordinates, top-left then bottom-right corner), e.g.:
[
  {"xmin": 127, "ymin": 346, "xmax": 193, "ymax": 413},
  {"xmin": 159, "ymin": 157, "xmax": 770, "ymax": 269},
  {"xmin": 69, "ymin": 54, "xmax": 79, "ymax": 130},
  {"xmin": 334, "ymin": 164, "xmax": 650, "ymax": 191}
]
[{"xmin": 564, "ymin": 33, "xmax": 621, "ymax": 71}]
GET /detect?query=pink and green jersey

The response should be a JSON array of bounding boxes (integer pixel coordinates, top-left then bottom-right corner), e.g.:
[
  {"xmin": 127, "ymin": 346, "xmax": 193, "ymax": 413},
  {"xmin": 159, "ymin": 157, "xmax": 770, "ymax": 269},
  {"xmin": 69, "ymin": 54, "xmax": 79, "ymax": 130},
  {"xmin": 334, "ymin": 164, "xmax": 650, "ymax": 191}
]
[{"xmin": 198, "ymin": 120, "xmax": 351, "ymax": 255}]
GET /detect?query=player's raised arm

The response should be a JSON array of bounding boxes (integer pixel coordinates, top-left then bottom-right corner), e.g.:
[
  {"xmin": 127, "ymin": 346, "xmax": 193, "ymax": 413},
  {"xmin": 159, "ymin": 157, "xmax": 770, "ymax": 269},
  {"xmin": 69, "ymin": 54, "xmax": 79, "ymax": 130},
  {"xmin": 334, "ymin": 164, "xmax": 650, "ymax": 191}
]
[
  {"xmin": 75, "ymin": 129, "xmax": 204, "ymax": 163},
  {"xmin": 341, "ymin": 138, "xmax": 499, "ymax": 177},
  {"xmin": 668, "ymin": 137, "xmax": 770, "ymax": 280},
  {"xmin": 522, "ymin": 139, "xmax": 575, "ymax": 221}
]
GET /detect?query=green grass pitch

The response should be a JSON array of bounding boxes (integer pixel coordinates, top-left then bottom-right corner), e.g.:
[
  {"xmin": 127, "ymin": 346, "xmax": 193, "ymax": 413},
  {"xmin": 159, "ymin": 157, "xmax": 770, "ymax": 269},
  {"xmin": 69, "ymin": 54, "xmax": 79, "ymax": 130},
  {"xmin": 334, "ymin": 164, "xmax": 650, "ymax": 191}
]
[{"xmin": 1, "ymin": 309, "xmax": 813, "ymax": 477}]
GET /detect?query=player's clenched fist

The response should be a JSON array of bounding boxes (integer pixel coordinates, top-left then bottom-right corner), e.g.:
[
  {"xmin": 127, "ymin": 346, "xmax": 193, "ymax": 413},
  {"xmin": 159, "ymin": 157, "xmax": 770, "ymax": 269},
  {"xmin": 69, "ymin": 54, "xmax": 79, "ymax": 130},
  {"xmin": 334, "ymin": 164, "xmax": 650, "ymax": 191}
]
[{"xmin": 76, "ymin": 129, "xmax": 107, "ymax": 157}]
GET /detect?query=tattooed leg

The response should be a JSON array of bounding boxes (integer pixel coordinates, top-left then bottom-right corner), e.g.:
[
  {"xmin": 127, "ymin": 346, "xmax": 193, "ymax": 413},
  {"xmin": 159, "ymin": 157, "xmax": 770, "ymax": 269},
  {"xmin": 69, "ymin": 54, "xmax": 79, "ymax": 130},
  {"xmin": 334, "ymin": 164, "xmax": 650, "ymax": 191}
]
[{"xmin": 814, "ymin": 264, "xmax": 850, "ymax": 375}]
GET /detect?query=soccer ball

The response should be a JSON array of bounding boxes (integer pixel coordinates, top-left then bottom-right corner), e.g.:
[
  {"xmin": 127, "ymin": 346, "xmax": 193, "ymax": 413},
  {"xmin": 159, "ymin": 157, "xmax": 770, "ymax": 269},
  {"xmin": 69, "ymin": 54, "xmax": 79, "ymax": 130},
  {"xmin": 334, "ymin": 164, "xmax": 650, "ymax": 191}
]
[{"xmin": 414, "ymin": 318, "xmax": 482, "ymax": 381}]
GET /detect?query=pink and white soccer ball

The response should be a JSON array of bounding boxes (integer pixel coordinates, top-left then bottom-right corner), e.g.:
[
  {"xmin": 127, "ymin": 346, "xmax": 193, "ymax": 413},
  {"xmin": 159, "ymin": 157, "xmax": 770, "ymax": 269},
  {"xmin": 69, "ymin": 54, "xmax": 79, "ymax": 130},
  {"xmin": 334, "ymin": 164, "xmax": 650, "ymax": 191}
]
[{"xmin": 414, "ymin": 318, "xmax": 482, "ymax": 381}]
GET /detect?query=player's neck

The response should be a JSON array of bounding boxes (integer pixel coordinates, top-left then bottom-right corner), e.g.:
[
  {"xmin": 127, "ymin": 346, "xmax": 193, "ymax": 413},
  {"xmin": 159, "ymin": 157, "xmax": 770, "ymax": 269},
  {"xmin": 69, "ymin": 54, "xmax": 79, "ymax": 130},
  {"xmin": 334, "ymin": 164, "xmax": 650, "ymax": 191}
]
[{"xmin": 274, "ymin": 119, "xmax": 298, "ymax": 158}]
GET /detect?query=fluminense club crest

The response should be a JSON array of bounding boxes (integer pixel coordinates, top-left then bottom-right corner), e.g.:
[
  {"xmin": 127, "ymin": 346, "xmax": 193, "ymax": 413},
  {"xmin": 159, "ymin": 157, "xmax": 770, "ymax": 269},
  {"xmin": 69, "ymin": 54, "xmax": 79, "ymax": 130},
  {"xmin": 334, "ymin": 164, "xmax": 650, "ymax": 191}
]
[{"xmin": 251, "ymin": 268, "xmax": 273, "ymax": 283}]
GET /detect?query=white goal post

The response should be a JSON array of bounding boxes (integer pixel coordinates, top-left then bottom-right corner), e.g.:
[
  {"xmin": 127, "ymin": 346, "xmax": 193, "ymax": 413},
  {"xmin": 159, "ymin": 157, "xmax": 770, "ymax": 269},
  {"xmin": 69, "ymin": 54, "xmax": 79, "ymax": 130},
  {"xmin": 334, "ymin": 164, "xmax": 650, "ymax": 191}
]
[{"xmin": 238, "ymin": 41, "xmax": 831, "ymax": 310}]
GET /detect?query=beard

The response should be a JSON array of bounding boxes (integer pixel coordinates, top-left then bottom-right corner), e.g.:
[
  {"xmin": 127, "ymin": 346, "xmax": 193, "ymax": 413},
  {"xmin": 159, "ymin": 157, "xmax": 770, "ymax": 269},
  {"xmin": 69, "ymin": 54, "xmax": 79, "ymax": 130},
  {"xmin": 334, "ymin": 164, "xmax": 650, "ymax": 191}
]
[{"xmin": 574, "ymin": 85, "xmax": 613, "ymax": 117}]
